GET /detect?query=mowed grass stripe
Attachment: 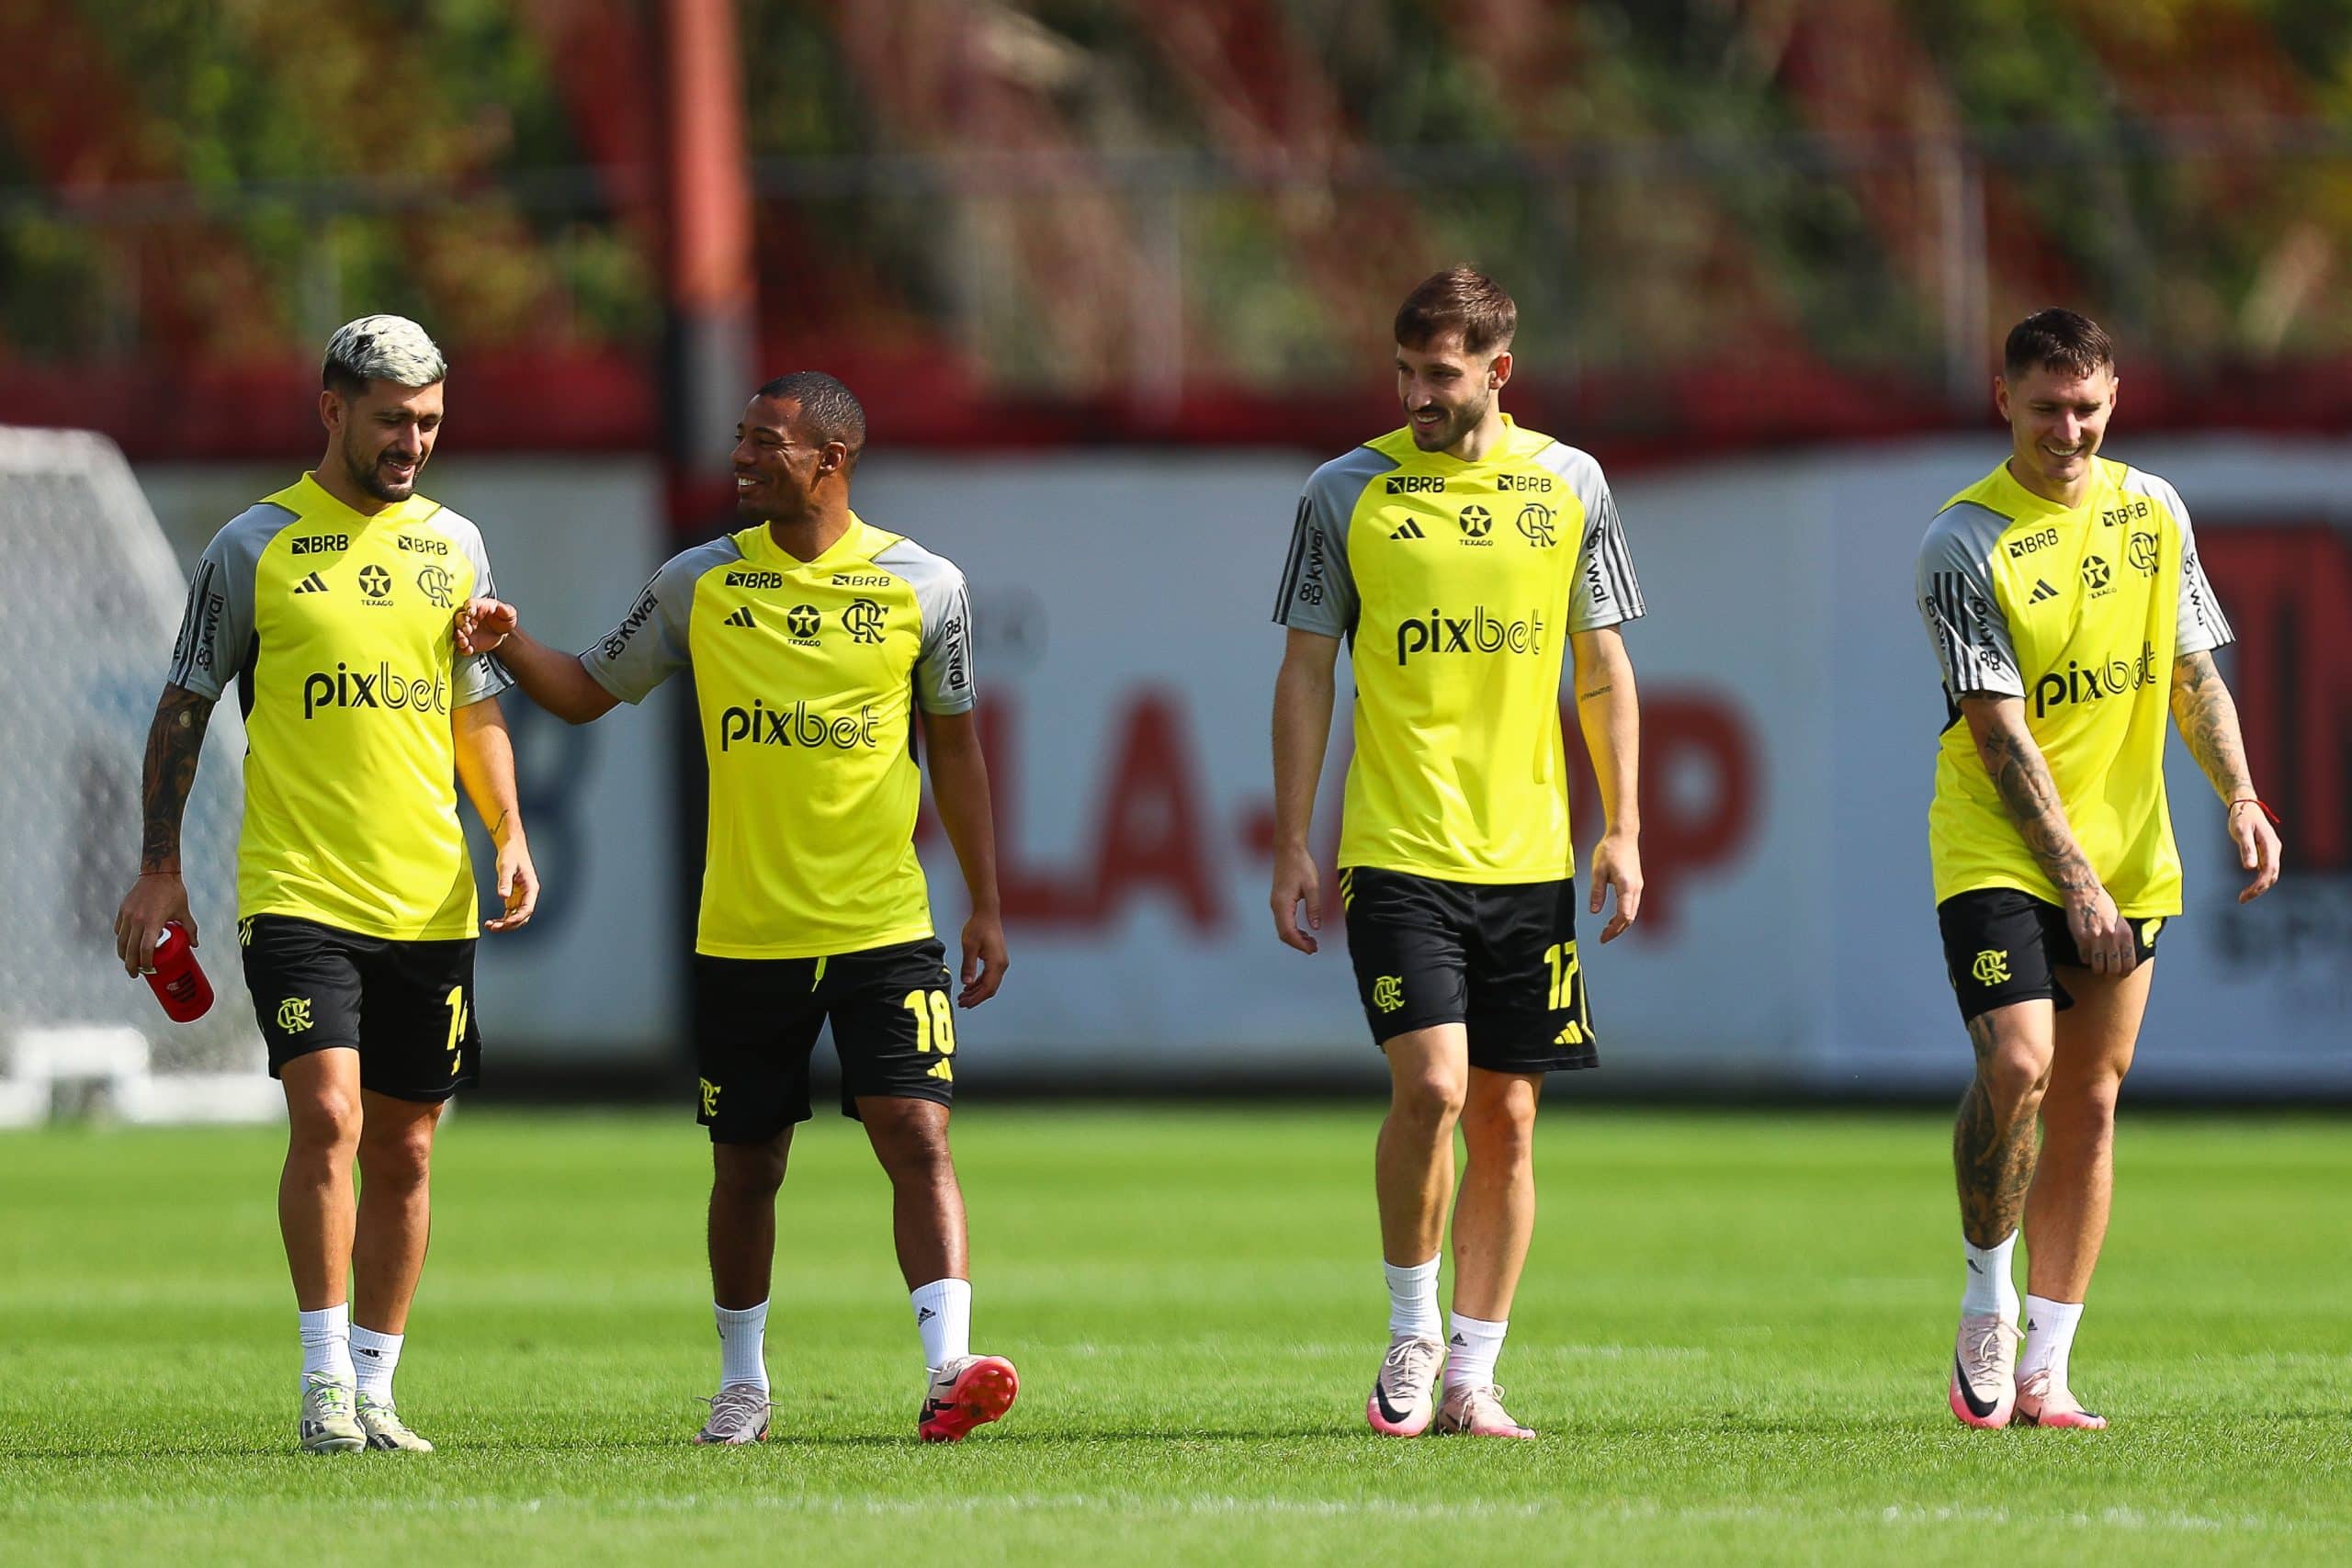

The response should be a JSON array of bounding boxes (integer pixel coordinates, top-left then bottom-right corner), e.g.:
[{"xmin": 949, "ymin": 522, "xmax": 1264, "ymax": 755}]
[{"xmin": 1, "ymin": 1107, "xmax": 2346, "ymax": 1565}]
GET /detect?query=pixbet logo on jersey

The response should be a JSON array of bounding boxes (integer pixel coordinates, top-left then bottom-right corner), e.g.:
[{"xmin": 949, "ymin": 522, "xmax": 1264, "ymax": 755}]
[
  {"xmin": 302, "ymin": 661, "xmax": 451, "ymax": 719},
  {"xmin": 1396, "ymin": 605, "xmax": 1546, "ymax": 665},
  {"xmin": 718, "ymin": 699, "xmax": 881, "ymax": 752},
  {"xmin": 2030, "ymin": 640, "xmax": 2160, "ymax": 718}
]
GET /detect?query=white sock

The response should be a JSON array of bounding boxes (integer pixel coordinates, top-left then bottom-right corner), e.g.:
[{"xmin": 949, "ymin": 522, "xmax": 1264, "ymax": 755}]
[
  {"xmin": 1962, "ymin": 1232, "xmax": 2019, "ymax": 1321},
  {"xmin": 348, "ymin": 1324, "xmax": 402, "ymax": 1404},
  {"xmin": 910, "ymin": 1278, "xmax": 972, "ymax": 1373},
  {"xmin": 298, "ymin": 1303, "xmax": 354, "ymax": 1388},
  {"xmin": 714, "ymin": 1300, "xmax": 770, "ymax": 1393},
  {"xmin": 1383, "ymin": 1256, "xmax": 1442, "ymax": 1341},
  {"xmin": 2020, "ymin": 1294, "xmax": 2085, "ymax": 1386},
  {"xmin": 1442, "ymin": 1312, "xmax": 1508, "ymax": 1393}
]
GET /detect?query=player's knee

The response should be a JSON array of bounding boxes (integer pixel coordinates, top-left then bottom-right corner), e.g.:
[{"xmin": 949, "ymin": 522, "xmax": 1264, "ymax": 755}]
[
  {"xmin": 712, "ymin": 1138, "xmax": 788, "ymax": 1198},
  {"xmin": 1460, "ymin": 1096, "xmax": 1536, "ymax": 1165},
  {"xmin": 358, "ymin": 1120, "xmax": 437, "ymax": 1192},
  {"xmin": 1979, "ymin": 1040, "xmax": 2052, "ymax": 1118},
  {"xmin": 1390, "ymin": 1070, "xmax": 1466, "ymax": 1132},
  {"xmin": 868, "ymin": 1114, "xmax": 955, "ymax": 1184},
  {"xmin": 286, "ymin": 1088, "xmax": 362, "ymax": 1162}
]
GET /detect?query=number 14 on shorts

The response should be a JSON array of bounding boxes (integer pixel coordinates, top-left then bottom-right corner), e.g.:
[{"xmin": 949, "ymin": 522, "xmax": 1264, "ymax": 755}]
[{"xmin": 902, "ymin": 989, "xmax": 956, "ymax": 1081}]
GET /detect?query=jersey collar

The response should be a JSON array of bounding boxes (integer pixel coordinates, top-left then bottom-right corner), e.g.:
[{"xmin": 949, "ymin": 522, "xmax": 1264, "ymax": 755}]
[
  {"xmin": 287, "ymin": 470, "xmax": 433, "ymax": 529},
  {"xmin": 1987, "ymin": 455, "xmax": 2117, "ymax": 520},
  {"xmin": 740, "ymin": 511, "xmax": 871, "ymax": 570}
]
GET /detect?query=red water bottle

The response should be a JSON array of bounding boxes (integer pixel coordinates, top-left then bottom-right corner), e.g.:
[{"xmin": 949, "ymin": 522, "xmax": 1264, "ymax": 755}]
[{"xmin": 146, "ymin": 919, "xmax": 215, "ymax": 1022}]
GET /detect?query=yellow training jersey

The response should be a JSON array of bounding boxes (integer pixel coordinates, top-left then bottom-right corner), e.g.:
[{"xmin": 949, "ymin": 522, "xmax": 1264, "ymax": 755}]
[
  {"xmin": 1917, "ymin": 456, "xmax": 2233, "ymax": 916},
  {"xmin": 165, "ymin": 473, "xmax": 511, "ymax": 940},
  {"xmin": 1272, "ymin": 415, "xmax": 1645, "ymax": 882},
  {"xmin": 582, "ymin": 515, "xmax": 974, "ymax": 959}
]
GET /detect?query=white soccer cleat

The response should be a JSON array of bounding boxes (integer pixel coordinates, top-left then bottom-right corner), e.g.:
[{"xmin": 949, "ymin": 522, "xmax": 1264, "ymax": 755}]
[
  {"xmin": 1365, "ymin": 1336, "xmax": 1445, "ymax": 1436},
  {"xmin": 694, "ymin": 1382, "xmax": 771, "ymax": 1445},
  {"xmin": 1949, "ymin": 1311, "xmax": 2020, "ymax": 1428},
  {"xmin": 918, "ymin": 1354, "xmax": 1019, "ymax": 1441},
  {"xmin": 2014, "ymin": 1368, "xmax": 2107, "ymax": 1429},
  {"xmin": 1433, "ymin": 1382, "xmax": 1537, "ymax": 1438},
  {"xmin": 356, "ymin": 1393, "xmax": 435, "ymax": 1452},
  {"xmin": 298, "ymin": 1375, "xmax": 365, "ymax": 1453}
]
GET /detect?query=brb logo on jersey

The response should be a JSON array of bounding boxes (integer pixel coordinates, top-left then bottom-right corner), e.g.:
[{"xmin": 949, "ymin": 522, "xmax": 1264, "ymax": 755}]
[
  {"xmin": 302, "ymin": 661, "xmax": 451, "ymax": 719},
  {"xmin": 2030, "ymin": 641, "xmax": 2160, "ymax": 718},
  {"xmin": 1396, "ymin": 606, "xmax": 1546, "ymax": 665},
  {"xmin": 718, "ymin": 699, "xmax": 881, "ymax": 753}
]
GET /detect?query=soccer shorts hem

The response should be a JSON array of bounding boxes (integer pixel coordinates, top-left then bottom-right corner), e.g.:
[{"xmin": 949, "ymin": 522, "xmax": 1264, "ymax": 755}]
[
  {"xmin": 239, "ymin": 914, "xmax": 481, "ymax": 1100},
  {"xmin": 1340, "ymin": 867, "xmax": 1599, "ymax": 1073},
  {"xmin": 1937, "ymin": 888, "xmax": 2167, "ymax": 1023},
  {"xmin": 693, "ymin": 938, "xmax": 960, "ymax": 1143}
]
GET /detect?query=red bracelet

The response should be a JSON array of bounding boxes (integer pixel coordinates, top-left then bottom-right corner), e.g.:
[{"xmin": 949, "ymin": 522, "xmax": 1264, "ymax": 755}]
[{"xmin": 2229, "ymin": 796, "xmax": 2283, "ymax": 827}]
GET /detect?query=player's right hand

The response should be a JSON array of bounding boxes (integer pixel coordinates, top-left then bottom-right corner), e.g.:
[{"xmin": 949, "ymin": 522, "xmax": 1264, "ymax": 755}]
[
  {"xmin": 2064, "ymin": 883, "xmax": 2135, "ymax": 976},
  {"xmin": 1271, "ymin": 844, "xmax": 1321, "ymax": 954},
  {"xmin": 112, "ymin": 873, "xmax": 194, "ymax": 977},
  {"xmin": 455, "ymin": 596, "xmax": 518, "ymax": 655}
]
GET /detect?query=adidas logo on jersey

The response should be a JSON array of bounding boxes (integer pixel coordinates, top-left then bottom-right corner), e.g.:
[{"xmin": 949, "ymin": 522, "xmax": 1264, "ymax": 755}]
[
  {"xmin": 1390, "ymin": 520, "xmax": 1425, "ymax": 540},
  {"xmin": 723, "ymin": 606, "xmax": 758, "ymax": 628},
  {"xmin": 293, "ymin": 572, "xmax": 329, "ymax": 594},
  {"xmin": 2030, "ymin": 578, "xmax": 2060, "ymax": 603}
]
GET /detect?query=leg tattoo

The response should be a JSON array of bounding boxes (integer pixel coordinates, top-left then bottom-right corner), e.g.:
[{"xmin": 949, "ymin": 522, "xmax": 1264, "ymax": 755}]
[{"xmin": 1952, "ymin": 1014, "xmax": 2040, "ymax": 1248}]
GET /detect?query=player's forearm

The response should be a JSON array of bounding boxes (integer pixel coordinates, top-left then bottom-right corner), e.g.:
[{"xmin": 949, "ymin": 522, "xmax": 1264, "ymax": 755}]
[
  {"xmin": 1964, "ymin": 699, "xmax": 2098, "ymax": 897},
  {"xmin": 492, "ymin": 626, "xmax": 616, "ymax": 725},
  {"xmin": 1572, "ymin": 632, "xmax": 1641, "ymax": 837},
  {"xmin": 453, "ymin": 697, "xmax": 526, "ymax": 846},
  {"xmin": 923, "ymin": 713, "xmax": 1002, "ymax": 915},
  {"xmin": 138, "ymin": 684, "xmax": 214, "ymax": 874},
  {"xmin": 2169, "ymin": 649, "xmax": 2257, "ymax": 803},
  {"xmin": 1271, "ymin": 655, "xmax": 1335, "ymax": 852}
]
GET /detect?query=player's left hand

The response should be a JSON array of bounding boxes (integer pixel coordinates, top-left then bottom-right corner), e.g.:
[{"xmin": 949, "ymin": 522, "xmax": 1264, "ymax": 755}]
[
  {"xmin": 2229, "ymin": 799, "xmax": 2283, "ymax": 904},
  {"xmin": 957, "ymin": 907, "xmax": 1008, "ymax": 1006},
  {"xmin": 483, "ymin": 831, "xmax": 538, "ymax": 932},
  {"xmin": 1589, "ymin": 829, "xmax": 1643, "ymax": 942}
]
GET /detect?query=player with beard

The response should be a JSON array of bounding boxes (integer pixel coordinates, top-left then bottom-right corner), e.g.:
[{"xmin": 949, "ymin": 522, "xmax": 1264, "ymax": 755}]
[
  {"xmin": 1918, "ymin": 309, "xmax": 2281, "ymax": 1428},
  {"xmin": 454, "ymin": 371, "xmax": 1016, "ymax": 1445},
  {"xmin": 114, "ymin": 314, "xmax": 538, "ymax": 1453},
  {"xmin": 1270, "ymin": 268, "xmax": 1647, "ymax": 1438}
]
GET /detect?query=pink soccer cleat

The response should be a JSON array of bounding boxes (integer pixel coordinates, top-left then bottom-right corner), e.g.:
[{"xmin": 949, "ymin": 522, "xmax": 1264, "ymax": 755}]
[
  {"xmin": 1433, "ymin": 1382, "xmax": 1536, "ymax": 1438},
  {"xmin": 918, "ymin": 1354, "xmax": 1019, "ymax": 1442},
  {"xmin": 1365, "ymin": 1337, "xmax": 1445, "ymax": 1437},
  {"xmin": 2015, "ymin": 1369, "xmax": 2107, "ymax": 1429},
  {"xmin": 1949, "ymin": 1312, "xmax": 2020, "ymax": 1429}
]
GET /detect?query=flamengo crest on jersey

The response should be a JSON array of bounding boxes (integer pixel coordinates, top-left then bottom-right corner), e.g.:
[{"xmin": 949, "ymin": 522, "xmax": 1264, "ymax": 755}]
[
  {"xmin": 1916, "ymin": 456, "xmax": 2233, "ymax": 917},
  {"xmin": 579, "ymin": 515, "xmax": 974, "ymax": 959},
  {"xmin": 1272, "ymin": 415, "xmax": 1645, "ymax": 883},
  {"xmin": 164, "ymin": 473, "xmax": 511, "ymax": 941}
]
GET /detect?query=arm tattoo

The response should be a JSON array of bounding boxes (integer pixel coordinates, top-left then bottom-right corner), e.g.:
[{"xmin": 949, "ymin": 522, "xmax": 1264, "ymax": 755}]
[
  {"xmin": 139, "ymin": 685, "xmax": 215, "ymax": 873},
  {"xmin": 1578, "ymin": 683, "xmax": 1614, "ymax": 701},
  {"xmin": 2169, "ymin": 649, "xmax": 2255, "ymax": 800},
  {"xmin": 1976, "ymin": 720, "xmax": 2097, "ymax": 894},
  {"xmin": 1953, "ymin": 1012, "xmax": 2040, "ymax": 1248}
]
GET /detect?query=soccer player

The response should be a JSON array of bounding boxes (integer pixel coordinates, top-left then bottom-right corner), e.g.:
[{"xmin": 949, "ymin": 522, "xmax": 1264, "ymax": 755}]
[
  {"xmin": 1917, "ymin": 309, "xmax": 2282, "ymax": 1429},
  {"xmin": 453, "ymin": 371, "xmax": 1015, "ymax": 1446},
  {"xmin": 111, "ymin": 315, "xmax": 538, "ymax": 1454},
  {"xmin": 1270, "ymin": 268, "xmax": 1646, "ymax": 1438}
]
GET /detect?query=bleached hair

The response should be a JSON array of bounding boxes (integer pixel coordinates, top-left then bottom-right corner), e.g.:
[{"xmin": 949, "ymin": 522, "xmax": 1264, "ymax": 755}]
[{"xmin": 322, "ymin": 314, "xmax": 447, "ymax": 395}]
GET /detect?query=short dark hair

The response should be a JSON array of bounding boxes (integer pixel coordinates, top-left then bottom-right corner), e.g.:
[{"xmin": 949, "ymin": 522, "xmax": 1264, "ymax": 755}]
[
  {"xmin": 755, "ymin": 370, "xmax": 867, "ymax": 469},
  {"xmin": 2004, "ymin": 309, "xmax": 2115, "ymax": 381},
  {"xmin": 1395, "ymin": 267, "xmax": 1517, "ymax": 356}
]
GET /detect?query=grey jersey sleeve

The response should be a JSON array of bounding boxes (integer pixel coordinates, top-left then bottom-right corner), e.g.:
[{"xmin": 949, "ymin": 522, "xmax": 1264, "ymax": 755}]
[
  {"xmin": 1543, "ymin": 446, "xmax": 1645, "ymax": 632},
  {"xmin": 1272, "ymin": 449, "xmax": 1380, "ymax": 638},
  {"xmin": 875, "ymin": 537, "xmax": 977, "ymax": 715},
  {"xmin": 164, "ymin": 503, "xmax": 287, "ymax": 701},
  {"xmin": 577, "ymin": 538, "xmax": 738, "ymax": 704},
  {"xmin": 2150, "ymin": 479, "xmax": 2234, "ymax": 657},
  {"xmin": 438, "ymin": 509, "xmax": 514, "ymax": 708},
  {"xmin": 1917, "ymin": 504, "xmax": 2026, "ymax": 699}
]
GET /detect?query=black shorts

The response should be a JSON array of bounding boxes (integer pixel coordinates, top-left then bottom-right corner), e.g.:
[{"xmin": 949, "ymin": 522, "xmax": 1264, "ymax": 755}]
[
  {"xmin": 1340, "ymin": 867, "xmax": 1598, "ymax": 1073},
  {"xmin": 1937, "ymin": 887, "xmax": 2167, "ymax": 1022},
  {"xmin": 693, "ymin": 937, "xmax": 958, "ymax": 1142},
  {"xmin": 239, "ymin": 914, "xmax": 481, "ymax": 1101}
]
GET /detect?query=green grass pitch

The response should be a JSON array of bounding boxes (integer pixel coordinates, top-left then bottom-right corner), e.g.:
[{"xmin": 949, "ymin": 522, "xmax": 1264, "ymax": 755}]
[{"xmin": 2, "ymin": 1106, "xmax": 2347, "ymax": 1565}]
